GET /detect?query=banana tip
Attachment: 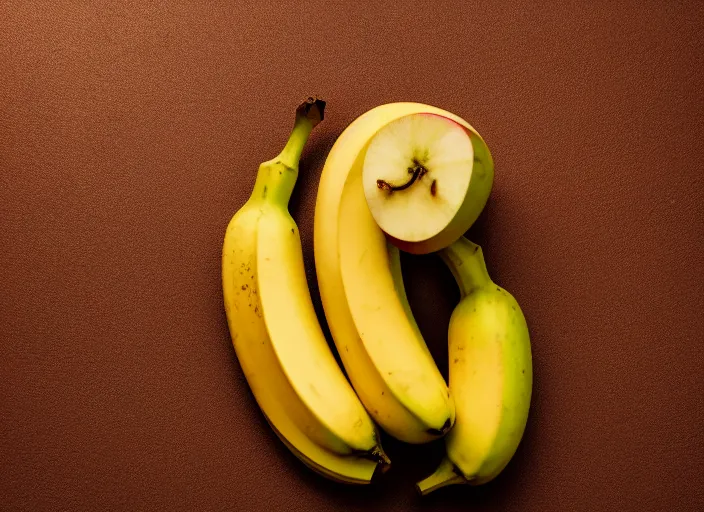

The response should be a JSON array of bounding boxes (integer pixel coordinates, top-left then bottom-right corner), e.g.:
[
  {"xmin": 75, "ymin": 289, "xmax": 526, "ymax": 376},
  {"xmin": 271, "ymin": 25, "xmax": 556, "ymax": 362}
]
[
  {"xmin": 370, "ymin": 458, "xmax": 391, "ymax": 484},
  {"xmin": 296, "ymin": 96, "xmax": 326, "ymax": 127}
]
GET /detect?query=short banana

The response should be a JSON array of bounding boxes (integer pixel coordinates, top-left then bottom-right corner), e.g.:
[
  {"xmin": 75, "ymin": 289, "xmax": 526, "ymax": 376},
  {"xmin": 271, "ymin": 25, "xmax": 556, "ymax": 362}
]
[
  {"xmin": 416, "ymin": 237, "xmax": 533, "ymax": 494},
  {"xmin": 314, "ymin": 103, "xmax": 488, "ymax": 443},
  {"xmin": 222, "ymin": 98, "xmax": 388, "ymax": 484}
]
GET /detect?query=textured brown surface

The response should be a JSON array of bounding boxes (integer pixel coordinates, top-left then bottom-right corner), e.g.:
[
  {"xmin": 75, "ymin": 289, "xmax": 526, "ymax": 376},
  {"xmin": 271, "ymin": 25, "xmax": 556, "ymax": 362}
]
[{"xmin": 1, "ymin": 1, "xmax": 703, "ymax": 510}]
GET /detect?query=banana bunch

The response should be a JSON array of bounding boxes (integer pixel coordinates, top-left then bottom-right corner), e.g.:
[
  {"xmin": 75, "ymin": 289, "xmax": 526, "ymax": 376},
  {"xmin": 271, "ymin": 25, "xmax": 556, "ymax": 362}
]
[{"xmin": 221, "ymin": 98, "xmax": 532, "ymax": 493}]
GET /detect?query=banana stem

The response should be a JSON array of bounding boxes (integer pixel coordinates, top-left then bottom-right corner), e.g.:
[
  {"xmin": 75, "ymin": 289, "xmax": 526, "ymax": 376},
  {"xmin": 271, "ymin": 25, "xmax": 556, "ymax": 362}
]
[
  {"xmin": 439, "ymin": 237, "xmax": 492, "ymax": 297},
  {"xmin": 251, "ymin": 97, "xmax": 325, "ymax": 205},
  {"xmin": 278, "ymin": 97, "xmax": 325, "ymax": 168},
  {"xmin": 415, "ymin": 457, "xmax": 466, "ymax": 496},
  {"xmin": 277, "ymin": 117, "xmax": 313, "ymax": 168}
]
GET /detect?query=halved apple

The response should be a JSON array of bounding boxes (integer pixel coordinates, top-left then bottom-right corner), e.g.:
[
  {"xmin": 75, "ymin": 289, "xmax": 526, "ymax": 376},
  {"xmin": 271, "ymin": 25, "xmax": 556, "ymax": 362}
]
[{"xmin": 362, "ymin": 113, "xmax": 493, "ymax": 254}]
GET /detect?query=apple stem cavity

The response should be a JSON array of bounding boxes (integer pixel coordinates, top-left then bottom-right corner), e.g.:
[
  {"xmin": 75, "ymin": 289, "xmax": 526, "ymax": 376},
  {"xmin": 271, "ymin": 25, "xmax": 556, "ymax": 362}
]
[{"xmin": 376, "ymin": 162, "xmax": 428, "ymax": 194}]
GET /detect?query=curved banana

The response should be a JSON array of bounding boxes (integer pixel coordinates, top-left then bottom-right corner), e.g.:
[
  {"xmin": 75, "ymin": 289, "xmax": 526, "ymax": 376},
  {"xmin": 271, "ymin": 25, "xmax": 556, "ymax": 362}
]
[
  {"xmin": 222, "ymin": 98, "xmax": 388, "ymax": 484},
  {"xmin": 416, "ymin": 237, "xmax": 533, "ymax": 494},
  {"xmin": 314, "ymin": 103, "xmax": 489, "ymax": 443}
]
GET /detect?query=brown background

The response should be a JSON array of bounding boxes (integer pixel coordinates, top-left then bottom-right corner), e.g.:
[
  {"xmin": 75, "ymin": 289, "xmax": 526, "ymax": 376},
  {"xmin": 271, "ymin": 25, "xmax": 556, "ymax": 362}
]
[{"xmin": 1, "ymin": 1, "xmax": 703, "ymax": 511}]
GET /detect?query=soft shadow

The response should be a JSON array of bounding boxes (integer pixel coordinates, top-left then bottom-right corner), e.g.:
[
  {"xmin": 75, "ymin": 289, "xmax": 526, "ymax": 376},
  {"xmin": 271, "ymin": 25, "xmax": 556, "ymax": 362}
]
[{"xmin": 400, "ymin": 251, "xmax": 457, "ymax": 381}]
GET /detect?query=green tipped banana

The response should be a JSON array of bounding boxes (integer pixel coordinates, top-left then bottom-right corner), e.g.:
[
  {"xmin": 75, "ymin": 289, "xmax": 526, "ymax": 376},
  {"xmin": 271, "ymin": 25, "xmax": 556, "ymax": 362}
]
[{"xmin": 416, "ymin": 236, "xmax": 533, "ymax": 495}]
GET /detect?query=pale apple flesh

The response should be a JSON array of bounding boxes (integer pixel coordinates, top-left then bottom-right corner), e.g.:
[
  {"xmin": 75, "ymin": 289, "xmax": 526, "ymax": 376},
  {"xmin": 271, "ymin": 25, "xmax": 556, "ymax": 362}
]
[{"xmin": 362, "ymin": 112, "xmax": 493, "ymax": 255}]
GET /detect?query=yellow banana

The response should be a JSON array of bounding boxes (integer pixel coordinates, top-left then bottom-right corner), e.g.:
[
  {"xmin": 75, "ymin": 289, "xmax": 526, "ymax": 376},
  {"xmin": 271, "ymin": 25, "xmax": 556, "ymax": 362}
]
[
  {"xmin": 416, "ymin": 236, "xmax": 533, "ymax": 494},
  {"xmin": 222, "ymin": 98, "xmax": 388, "ymax": 484},
  {"xmin": 314, "ymin": 103, "xmax": 489, "ymax": 443}
]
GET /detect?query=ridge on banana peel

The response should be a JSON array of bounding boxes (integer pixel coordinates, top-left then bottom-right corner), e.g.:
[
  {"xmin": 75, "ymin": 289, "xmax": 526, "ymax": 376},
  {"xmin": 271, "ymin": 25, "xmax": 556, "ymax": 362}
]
[
  {"xmin": 314, "ymin": 103, "xmax": 492, "ymax": 444},
  {"xmin": 416, "ymin": 237, "xmax": 533, "ymax": 495},
  {"xmin": 221, "ymin": 98, "xmax": 389, "ymax": 485}
]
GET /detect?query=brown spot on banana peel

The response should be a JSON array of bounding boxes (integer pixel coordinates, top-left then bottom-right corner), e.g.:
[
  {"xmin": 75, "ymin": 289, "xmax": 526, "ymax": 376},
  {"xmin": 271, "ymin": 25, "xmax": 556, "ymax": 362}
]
[{"xmin": 430, "ymin": 179, "xmax": 437, "ymax": 196}]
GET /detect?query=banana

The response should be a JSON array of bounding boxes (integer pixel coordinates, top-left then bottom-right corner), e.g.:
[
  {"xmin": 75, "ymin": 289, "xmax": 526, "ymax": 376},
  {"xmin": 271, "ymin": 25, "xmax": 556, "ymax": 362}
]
[
  {"xmin": 222, "ymin": 98, "xmax": 389, "ymax": 485},
  {"xmin": 416, "ymin": 236, "xmax": 533, "ymax": 494},
  {"xmin": 314, "ymin": 103, "xmax": 488, "ymax": 443}
]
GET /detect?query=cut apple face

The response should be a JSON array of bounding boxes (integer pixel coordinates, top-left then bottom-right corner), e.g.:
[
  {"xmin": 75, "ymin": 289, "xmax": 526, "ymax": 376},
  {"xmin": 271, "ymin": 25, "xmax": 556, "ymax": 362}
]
[{"xmin": 362, "ymin": 112, "xmax": 492, "ymax": 254}]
